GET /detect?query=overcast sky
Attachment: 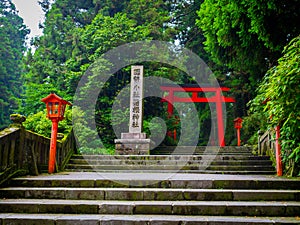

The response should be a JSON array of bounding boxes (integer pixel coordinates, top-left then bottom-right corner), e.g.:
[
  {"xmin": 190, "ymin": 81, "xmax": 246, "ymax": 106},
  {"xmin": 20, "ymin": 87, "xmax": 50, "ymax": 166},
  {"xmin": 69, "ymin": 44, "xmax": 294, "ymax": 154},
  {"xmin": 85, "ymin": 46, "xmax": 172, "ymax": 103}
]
[{"xmin": 11, "ymin": 0, "xmax": 44, "ymax": 38}]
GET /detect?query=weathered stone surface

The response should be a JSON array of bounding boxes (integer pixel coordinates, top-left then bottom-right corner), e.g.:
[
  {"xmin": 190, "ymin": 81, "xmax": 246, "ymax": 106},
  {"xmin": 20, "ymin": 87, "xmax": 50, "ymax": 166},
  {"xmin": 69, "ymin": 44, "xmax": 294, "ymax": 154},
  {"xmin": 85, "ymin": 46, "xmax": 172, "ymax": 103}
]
[
  {"xmin": 67, "ymin": 146, "xmax": 275, "ymax": 174},
  {"xmin": 1, "ymin": 170, "xmax": 300, "ymax": 224},
  {"xmin": 121, "ymin": 133, "xmax": 147, "ymax": 139},
  {"xmin": 115, "ymin": 139, "xmax": 151, "ymax": 155},
  {"xmin": 105, "ymin": 189, "xmax": 143, "ymax": 200},
  {"xmin": 134, "ymin": 202, "xmax": 172, "ymax": 214},
  {"xmin": 65, "ymin": 188, "xmax": 105, "ymax": 200},
  {"xmin": 98, "ymin": 202, "xmax": 134, "ymax": 214}
]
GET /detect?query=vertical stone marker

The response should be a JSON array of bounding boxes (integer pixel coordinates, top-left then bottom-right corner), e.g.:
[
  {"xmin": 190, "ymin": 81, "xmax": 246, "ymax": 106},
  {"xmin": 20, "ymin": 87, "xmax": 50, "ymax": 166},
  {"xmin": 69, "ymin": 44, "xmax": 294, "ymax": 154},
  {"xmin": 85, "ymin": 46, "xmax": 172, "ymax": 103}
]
[
  {"xmin": 115, "ymin": 65, "xmax": 151, "ymax": 155},
  {"xmin": 129, "ymin": 66, "xmax": 143, "ymax": 134}
]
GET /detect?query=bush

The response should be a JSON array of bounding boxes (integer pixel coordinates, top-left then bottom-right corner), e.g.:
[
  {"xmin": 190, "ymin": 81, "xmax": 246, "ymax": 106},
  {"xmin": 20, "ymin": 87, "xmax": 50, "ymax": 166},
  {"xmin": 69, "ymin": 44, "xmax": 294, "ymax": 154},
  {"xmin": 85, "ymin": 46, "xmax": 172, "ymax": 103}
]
[
  {"xmin": 23, "ymin": 108, "xmax": 72, "ymax": 138},
  {"xmin": 251, "ymin": 35, "xmax": 300, "ymax": 176}
]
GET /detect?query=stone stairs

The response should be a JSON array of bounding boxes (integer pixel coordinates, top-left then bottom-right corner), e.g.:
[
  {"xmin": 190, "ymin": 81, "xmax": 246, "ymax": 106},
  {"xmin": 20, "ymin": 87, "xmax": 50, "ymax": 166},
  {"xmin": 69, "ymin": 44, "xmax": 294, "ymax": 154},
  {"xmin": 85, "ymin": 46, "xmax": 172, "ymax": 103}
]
[
  {"xmin": 65, "ymin": 146, "xmax": 276, "ymax": 175},
  {"xmin": 0, "ymin": 146, "xmax": 299, "ymax": 224},
  {"xmin": 0, "ymin": 172, "xmax": 300, "ymax": 224}
]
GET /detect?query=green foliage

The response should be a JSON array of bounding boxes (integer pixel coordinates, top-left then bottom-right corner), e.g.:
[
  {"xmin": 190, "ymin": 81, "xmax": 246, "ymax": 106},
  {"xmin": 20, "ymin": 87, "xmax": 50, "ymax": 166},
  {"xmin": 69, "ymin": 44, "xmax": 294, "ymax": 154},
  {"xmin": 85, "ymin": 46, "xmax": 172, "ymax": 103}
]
[
  {"xmin": 72, "ymin": 106, "xmax": 114, "ymax": 155},
  {"xmin": 21, "ymin": 0, "xmax": 98, "ymax": 115},
  {"xmin": 23, "ymin": 110, "xmax": 52, "ymax": 137},
  {"xmin": 21, "ymin": 81, "xmax": 66, "ymax": 115},
  {"xmin": 23, "ymin": 108, "xmax": 72, "ymax": 138},
  {"xmin": 0, "ymin": 0, "xmax": 29, "ymax": 128},
  {"xmin": 197, "ymin": 0, "xmax": 266, "ymax": 77},
  {"xmin": 251, "ymin": 36, "xmax": 300, "ymax": 176},
  {"xmin": 125, "ymin": 0, "xmax": 174, "ymax": 40},
  {"xmin": 241, "ymin": 111, "xmax": 268, "ymax": 146},
  {"xmin": 78, "ymin": 12, "xmax": 150, "ymax": 61},
  {"xmin": 197, "ymin": 0, "xmax": 299, "ymax": 76},
  {"xmin": 172, "ymin": 0, "xmax": 208, "ymax": 59},
  {"xmin": 197, "ymin": 0, "xmax": 300, "ymax": 118}
]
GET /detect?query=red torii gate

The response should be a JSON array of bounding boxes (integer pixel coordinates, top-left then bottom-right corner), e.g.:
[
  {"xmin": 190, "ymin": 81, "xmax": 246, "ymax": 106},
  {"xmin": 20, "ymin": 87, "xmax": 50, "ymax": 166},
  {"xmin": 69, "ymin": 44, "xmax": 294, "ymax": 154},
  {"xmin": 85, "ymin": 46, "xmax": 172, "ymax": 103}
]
[{"xmin": 160, "ymin": 84, "xmax": 235, "ymax": 147}]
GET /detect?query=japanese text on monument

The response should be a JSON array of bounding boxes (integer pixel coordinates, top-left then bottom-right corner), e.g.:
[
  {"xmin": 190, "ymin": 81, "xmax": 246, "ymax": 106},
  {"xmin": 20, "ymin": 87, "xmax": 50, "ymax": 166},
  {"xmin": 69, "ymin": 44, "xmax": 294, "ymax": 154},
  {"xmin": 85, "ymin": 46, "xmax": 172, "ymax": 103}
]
[{"xmin": 129, "ymin": 66, "xmax": 143, "ymax": 133}]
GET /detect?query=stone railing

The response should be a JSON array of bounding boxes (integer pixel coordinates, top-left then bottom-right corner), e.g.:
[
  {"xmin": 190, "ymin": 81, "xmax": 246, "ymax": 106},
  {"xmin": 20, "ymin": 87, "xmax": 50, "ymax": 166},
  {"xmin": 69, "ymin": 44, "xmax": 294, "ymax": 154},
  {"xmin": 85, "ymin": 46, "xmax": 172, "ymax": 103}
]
[
  {"xmin": 0, "ymin": 115, "xmax": 77, "ymax": 185},
  {"xmin": 258, "ymin": 129, "xmax": 276, "ymax": 162}
]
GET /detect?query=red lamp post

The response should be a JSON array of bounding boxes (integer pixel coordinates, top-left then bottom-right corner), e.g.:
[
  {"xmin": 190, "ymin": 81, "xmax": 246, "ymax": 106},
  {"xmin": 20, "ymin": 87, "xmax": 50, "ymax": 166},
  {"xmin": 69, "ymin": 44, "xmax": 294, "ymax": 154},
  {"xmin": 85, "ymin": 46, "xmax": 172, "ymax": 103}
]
[
  {"xmin": 234, "ymin": 117, "xmax": 243, "ymax": 146},
  {"xmin": 41, "ymin": 93, "xmax": 72, "ymax": 174},
  {"xmin": 275, "ymin": 125, "xmax": 283, "ymax": 176}
]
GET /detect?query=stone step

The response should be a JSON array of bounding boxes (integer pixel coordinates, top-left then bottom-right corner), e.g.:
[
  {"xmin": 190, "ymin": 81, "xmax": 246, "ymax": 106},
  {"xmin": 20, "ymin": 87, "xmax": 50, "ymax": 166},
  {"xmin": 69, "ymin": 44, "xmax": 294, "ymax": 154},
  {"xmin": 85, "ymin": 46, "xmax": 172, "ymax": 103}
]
[
  {"xmin": 152, "ymin": 146, "xmax": 253, "ymax": 153},
  {"xmin": 153, "ymin": 151, "xmax": 252, "ymax": 155},
  {"xmin": 9, "ymin": 173, "xmax": 300, "ymax": 189},
  {"xmin": 71, "ymin": 154, "xmax": 269, "ymax": 160},
  {"xmin": 156, "ymin": 153, "xmax": 253, "ymax": 156},
  {"xmin": 67, "ymin": 147, "xmax": 274, "ymax": 174},
  {"xmin": 68, "ymin": 159, "xmax": 272, "ymax": 166},
  {"xmin": 153, "ymin": 151, "xmax": 253, "ymax": 154},
  {"xmin": 0, "ymin": 199, "xmax": 299, "ymax": 216},
  {"xmin": 1, "ymin": 187, "xmax": 299, "ymax": 201},
  {"xmin": 65, "ymin": 164, "xmax": 275, "ymax": 172},
  {"xmin": 1, "ymin": 214, "xmax": 299, "ymax": 224},
  {"xmin": 64, "ymin": 169, "xmax": 277, "ymax": 175},
  {"xmin": 2, "ymin": 172, "xmax": 299, "ymax": 224}
]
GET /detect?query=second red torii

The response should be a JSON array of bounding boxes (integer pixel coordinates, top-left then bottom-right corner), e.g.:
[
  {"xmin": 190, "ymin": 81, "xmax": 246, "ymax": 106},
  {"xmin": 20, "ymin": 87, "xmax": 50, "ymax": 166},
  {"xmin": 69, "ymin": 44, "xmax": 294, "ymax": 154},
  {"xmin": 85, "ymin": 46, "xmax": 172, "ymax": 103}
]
[{"xmin": 160, "ymin": 84, "xmax": 235, "ymax": 147}]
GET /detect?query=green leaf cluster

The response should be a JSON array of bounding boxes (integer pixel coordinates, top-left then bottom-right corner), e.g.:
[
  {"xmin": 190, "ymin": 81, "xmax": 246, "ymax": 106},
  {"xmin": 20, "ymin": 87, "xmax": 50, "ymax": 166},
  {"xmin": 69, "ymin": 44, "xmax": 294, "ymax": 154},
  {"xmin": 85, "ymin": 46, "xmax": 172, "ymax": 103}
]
[
  {"xmin": 251, "ymin": 36, "xmax": 300, "ymax": 176},
  {"xmin": 0, "ymin": 0, "xmax": 29, "ymax": 128},
  {"xmin": 23, "ymin": 108, "xmax": 72, "ymax": 138},
  {"xmin": 197, "ymin": 0, "xmax": 299, "ymax": 77}
]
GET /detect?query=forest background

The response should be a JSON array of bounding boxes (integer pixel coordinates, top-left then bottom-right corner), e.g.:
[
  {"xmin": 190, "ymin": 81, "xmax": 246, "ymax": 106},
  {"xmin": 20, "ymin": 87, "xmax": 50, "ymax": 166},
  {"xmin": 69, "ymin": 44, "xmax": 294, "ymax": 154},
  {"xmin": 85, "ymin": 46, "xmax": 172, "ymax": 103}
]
[{"xmin": 0, "ymin": 0, "xmax": 299, "ymax": 175}]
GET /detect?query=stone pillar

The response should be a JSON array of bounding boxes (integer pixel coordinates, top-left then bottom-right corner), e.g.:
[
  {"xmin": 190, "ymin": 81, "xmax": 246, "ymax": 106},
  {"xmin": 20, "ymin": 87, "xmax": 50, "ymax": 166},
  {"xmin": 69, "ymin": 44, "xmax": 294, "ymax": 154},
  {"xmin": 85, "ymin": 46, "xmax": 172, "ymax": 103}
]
[{"xmin": 115, "ymin": 66, "xmax": 151, "ymax": 155}]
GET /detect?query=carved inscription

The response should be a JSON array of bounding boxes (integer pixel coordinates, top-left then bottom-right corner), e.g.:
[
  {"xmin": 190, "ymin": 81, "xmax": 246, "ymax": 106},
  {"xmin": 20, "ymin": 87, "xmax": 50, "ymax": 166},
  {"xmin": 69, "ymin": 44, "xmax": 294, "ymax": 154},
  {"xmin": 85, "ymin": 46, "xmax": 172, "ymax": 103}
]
[{"xmin": 129, "ymin": 66, "xmax": 143, "ymax": 133}]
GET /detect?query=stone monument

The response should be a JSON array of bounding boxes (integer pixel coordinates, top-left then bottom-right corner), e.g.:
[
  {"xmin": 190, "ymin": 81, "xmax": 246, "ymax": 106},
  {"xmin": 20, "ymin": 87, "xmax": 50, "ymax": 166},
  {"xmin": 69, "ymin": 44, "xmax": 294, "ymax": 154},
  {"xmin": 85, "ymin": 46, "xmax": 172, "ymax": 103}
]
[{"xmin": 115, "ymin": 65, "xmax": 151, "ymax": 155}]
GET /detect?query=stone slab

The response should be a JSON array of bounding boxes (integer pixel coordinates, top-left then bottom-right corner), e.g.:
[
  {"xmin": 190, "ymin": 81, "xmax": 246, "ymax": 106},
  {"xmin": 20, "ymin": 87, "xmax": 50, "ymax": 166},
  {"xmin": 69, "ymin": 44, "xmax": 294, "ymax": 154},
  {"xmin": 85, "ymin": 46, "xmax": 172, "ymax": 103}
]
[
  {"xmin": 115, "ymin": 138, "xmax": 151, "ymax": 155},
  {"xmin": 1, "ymin": 199, "xmax": 299, "ymax": 216},
  {"xmin": 2, "ymin": 214, "xmax": 300, "ymax": 225},
  {"xmin": 121, "ymin": 133, "xmax": 147, "ymax": 139}
]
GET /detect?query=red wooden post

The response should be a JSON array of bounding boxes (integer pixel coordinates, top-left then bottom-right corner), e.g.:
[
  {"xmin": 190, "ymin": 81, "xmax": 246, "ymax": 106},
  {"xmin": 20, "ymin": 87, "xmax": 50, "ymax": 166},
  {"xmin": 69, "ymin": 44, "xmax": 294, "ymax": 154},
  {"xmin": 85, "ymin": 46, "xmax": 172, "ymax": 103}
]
[
  {"xmin": 216, "ymin": 89, "xmax": 225, "ymax": 146},
  {"xmin": 237, "ymin": 128, "xmax": 241, "ymax": 146},
  {"xmin": 275, "ymin": 125, "xmax": 283, "ymax": 176},
  {"xmin": 173, "ymin": 129, "xmax": 177, "ymax": 141},
  {"xmin": 167, "ymin": 90, "xmax": 174, "ymax": 116},
  {"xmin": 48, "ymin": 119, "xmax": 58, "ymax": 173}
]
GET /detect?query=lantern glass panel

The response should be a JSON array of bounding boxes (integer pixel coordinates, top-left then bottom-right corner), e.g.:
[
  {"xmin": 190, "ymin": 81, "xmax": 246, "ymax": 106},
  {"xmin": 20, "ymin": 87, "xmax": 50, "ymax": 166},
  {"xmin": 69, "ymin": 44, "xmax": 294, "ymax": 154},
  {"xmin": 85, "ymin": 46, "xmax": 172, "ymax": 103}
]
[
  {"xmin": 53, "ymin": 102, "xmax": 59, "ymax": 115},
  {"xmin": 61, "ymin": 104, "xmax": 66, "ymax": 117},
  {"xmin": 48, "ymin": 102, "xmax": 53, "ymax": 115}
]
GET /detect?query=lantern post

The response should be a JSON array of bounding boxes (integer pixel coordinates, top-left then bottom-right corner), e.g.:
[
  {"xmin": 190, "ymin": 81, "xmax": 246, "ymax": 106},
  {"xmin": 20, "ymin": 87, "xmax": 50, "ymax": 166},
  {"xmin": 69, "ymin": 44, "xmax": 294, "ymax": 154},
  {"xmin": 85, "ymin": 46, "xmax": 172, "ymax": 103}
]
[
  {"xmin": 234, "ymin": 117, "xmax": 243, "ymax": 146},
  {"xmin": 41, "ymin": 93, "xmax": 72, "ymax": 173},
  {"xmin": 275, "ymin": 125, "xmax": 283, "ymax": 176}
]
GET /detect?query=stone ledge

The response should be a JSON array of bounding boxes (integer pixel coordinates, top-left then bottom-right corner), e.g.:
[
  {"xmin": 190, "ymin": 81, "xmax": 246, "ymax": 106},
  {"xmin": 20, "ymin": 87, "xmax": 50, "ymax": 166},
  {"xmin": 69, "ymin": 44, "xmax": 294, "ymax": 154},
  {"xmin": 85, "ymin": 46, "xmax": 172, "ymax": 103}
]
[{"xmin": 114, "ymin": 139, "xmax": 151, "ymax": 144}]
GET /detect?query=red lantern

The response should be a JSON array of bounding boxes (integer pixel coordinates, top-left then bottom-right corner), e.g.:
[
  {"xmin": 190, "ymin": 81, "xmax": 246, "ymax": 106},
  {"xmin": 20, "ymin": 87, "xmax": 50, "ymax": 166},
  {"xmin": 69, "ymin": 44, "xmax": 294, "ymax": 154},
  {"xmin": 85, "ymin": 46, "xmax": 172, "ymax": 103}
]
[
  {"xmin": 234, "ymin": 117, "xmax": 243, "ymax": 146},
  {"xmin": 42, "ymin": 93, "xmax": 71, "ymax": 121},
  {"xmin": 42, "ymin": 93, "xmax": 72, "ymax": 173},
  {"xmin": 234, "ymin": 117, "xmax": 243, "ymax": 129}
]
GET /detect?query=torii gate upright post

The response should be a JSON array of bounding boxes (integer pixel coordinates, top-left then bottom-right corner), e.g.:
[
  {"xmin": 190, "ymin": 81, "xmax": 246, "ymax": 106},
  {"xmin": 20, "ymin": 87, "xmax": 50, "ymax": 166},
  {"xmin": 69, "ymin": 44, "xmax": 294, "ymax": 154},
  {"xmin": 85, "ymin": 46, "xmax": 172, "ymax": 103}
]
[{"xmin": 215, "ymin": 88, "xmax": 225, "ymax": 147}]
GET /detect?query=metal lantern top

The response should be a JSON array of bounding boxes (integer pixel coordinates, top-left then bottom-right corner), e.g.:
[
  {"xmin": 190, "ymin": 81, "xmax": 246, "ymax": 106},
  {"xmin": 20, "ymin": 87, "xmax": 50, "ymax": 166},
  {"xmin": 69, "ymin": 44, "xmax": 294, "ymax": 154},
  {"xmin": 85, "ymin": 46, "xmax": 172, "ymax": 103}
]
[
  {"xmin": 234, "ymin": 117, "xmax": 243, "ymax": 129},
  {"xmin": 41, "ymin": 93, "xmax": 72, "ymax": 121}
]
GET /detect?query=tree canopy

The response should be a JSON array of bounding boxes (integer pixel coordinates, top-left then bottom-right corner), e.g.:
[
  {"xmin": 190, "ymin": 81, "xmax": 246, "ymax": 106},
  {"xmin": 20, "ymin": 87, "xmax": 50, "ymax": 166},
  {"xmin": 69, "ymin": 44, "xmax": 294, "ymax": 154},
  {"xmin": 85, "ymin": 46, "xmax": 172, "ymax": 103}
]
[
  {"xmin": 197, "ymin": 0, "xmax": 300, "ymax": 77},
  {"xmin": 0, "ymin": 0, "xmax": 29, "ymax": 128}
]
